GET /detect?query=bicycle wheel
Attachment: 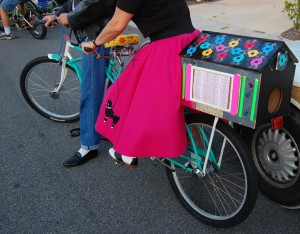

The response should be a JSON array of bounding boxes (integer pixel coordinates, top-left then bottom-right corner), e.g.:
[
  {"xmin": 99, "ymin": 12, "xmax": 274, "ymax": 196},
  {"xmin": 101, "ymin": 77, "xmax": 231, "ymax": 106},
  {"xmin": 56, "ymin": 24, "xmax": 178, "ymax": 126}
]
[
  {"xmin": 24, "ymin": 1, "xmax": 39, "ymax": 12},
  {"xmin": 20, "ymin": 56, "xmax": 80, "ymax": 122},
  {"xmin": 50, "ymin": 0, "xmax": 60, "ymax": 12},
  {"xmin": 25, "ymin": 11, "xmax": 47, "ymax": 39},
  {"xmin": 166, "ymin": 113, "xmax": 258, "ymax": 228}
]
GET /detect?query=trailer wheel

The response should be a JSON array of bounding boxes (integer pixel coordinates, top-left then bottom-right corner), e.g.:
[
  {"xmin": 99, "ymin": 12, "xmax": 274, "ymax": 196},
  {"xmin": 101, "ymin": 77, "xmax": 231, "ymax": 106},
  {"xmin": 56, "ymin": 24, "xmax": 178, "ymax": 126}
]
[{"xmin": 240, "ymin": 104, "xmax": 300, "ymax": 208}]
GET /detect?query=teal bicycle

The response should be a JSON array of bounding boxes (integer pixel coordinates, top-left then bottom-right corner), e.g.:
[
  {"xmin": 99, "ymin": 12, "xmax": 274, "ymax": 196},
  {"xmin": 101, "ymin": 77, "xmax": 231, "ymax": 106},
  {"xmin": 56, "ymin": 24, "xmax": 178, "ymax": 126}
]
[
  {"xmin": 19, "ymin": 32, "xmax": 138, "ymax": 122},
  {"xmin": 20, "ymin": 32, "xmax": 258, "ymax": 228}
]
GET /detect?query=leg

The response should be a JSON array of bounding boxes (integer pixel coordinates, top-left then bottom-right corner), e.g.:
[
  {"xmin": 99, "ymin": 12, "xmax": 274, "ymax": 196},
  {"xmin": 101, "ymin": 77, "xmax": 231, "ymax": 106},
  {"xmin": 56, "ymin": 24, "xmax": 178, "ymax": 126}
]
[
  {"xmin": 0, "ymin": 7, "xmax": 12, "ymax": 38},
  {"xmin": 0, "ymin": 0, "xmax": 21, "ymax": 39},
  {"xmin": 0, "ymin": 7, "xmax": 10, "ymax": 28},
  {"xmin": 63, "ymin": 44, "xmax": 110, "ymax": 167},
  {"xmin": 79, "ymin": 45, "xmax": 110, "ymax": 150}
]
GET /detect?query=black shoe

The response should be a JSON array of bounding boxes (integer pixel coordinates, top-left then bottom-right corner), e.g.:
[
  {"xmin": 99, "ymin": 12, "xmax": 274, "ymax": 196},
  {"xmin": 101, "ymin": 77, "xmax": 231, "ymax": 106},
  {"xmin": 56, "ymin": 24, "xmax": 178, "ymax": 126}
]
[{"xmin": 63, "ymin": 150, "xmax": 98, "ymax": 167}]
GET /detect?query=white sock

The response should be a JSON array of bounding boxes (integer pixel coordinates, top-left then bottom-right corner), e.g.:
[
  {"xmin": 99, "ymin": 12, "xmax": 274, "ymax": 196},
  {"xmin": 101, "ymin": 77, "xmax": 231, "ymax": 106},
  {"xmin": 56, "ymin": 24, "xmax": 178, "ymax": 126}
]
[
  {"xmin": 78, "ymin": 148, "xmax": 90, "ymax": 157},
  {"xmin": 4, "ymin": 27, "xmax": 11, "ymax": 35}
]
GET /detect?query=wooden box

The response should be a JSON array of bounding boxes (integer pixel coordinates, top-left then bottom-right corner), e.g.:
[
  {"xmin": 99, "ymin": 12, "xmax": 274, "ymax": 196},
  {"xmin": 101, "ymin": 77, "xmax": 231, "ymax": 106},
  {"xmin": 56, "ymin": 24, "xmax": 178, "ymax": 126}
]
[{"xmin": 180, "ymin": 31, "xmax": 298, "ymax": 129}]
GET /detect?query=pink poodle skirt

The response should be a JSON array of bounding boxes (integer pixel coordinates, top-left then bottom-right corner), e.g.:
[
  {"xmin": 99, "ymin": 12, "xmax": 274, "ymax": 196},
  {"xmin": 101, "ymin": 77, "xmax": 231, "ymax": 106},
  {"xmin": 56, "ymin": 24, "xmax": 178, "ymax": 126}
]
[{"xmin": 95, "ymin": 29, "xmax": 201, "ymax": 158}]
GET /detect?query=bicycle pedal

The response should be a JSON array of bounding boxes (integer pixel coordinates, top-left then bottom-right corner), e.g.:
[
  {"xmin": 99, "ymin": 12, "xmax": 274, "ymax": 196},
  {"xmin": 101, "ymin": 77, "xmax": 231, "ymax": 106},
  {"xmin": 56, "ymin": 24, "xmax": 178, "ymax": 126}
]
[{"xmin": 69, "ymin": 128, "xmax": 80, "ymax": 137}]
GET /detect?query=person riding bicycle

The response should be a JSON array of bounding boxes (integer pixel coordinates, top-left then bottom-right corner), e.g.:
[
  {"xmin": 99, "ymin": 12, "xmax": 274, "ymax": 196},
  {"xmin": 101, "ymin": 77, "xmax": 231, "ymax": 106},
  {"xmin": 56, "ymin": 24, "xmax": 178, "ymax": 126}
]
[
  {"xmin": 0, "ymin": 0, "xmax": 25, "ymax": 39},
  {"xmin": 43, "ymin": 0, "xmax": 117, "ymax": 167},
  {"xmin": 82, "ymin": 0, "xmax": 200, "ymax": 168}
]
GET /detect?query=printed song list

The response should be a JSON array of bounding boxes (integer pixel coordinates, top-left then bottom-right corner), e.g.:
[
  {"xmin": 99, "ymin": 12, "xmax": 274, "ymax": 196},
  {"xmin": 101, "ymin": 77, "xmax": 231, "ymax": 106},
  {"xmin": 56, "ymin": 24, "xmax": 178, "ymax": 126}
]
[{"xmin": 192, "ymin": 69, "xmax": 231, "ymax": 110}]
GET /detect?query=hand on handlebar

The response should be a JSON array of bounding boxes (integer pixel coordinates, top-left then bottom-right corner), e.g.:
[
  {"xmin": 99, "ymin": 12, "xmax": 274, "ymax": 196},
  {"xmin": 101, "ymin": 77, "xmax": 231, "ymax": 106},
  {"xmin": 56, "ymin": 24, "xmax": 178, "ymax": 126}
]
[
  {"xmin": 56, "ymin": 13, "xmax": 69, "ymax": 27},
  {"xmin": 42, "ymin": 15, "xmax": 57, "ymax": 28},
  {"xmin": 82, "ymin": 41, "xmax": 96, "ymax": 55}
]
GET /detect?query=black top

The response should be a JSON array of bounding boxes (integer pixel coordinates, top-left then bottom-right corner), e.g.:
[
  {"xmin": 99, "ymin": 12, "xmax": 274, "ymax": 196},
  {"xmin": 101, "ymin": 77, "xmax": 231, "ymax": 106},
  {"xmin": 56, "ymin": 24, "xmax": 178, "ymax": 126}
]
[{"xmin": 117, "ymin": 0, "xmax": 194, "ymax": 41}]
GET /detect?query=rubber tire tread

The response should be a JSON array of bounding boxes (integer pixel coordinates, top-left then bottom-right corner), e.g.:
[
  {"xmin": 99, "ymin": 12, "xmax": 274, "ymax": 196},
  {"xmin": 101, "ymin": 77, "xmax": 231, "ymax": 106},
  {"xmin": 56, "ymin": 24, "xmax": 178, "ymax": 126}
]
[{"xmin": 25, "ymin": 11, "xmax": 47, "ymax": 39}]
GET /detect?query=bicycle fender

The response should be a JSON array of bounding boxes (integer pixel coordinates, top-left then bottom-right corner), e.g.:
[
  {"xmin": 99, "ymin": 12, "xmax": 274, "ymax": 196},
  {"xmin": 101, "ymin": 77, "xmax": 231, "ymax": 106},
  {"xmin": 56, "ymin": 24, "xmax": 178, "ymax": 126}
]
[{"xmin": 48, "ymin": 54, "xmax": 60, "ymax": 61}]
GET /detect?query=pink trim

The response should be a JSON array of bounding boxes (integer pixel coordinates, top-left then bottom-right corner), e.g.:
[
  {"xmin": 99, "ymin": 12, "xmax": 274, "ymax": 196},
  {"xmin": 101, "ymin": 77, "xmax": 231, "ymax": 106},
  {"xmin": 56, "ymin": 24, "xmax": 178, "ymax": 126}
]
[
  {"xmin": 185, "ymin": 64, "xmax": 192, "ymax": 100},
  {"xmin": 230, "ymin": 74, "xmax": 241, "ymax": 115}
]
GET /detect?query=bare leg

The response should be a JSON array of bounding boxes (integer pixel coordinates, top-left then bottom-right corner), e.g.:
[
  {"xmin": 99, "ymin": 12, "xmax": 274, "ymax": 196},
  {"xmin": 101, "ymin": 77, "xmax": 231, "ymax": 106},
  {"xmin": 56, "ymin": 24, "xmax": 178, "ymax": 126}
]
[{"xmin": 0, "ymin": 7, "xmax": 10, "ymax": 28}]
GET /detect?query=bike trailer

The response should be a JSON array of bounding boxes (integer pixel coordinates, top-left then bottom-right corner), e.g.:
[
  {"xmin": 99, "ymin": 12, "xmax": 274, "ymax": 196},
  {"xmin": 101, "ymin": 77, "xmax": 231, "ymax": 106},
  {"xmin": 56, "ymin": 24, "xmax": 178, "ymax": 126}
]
[{"xmin": 180, "ymin": 30, "xmax": 298, "ymax": 129}]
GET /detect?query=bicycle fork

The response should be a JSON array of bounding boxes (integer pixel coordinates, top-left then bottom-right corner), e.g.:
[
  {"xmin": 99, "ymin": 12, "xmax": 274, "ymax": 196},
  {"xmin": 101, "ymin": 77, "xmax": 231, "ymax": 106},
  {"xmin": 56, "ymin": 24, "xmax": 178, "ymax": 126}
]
[
  {"xmin": 53, "ymin": 56, "xmax": 69, "ymax": 94},
  {"xmin": 49, "ymin": 40, "xmax": 82, "ymax": 95}
]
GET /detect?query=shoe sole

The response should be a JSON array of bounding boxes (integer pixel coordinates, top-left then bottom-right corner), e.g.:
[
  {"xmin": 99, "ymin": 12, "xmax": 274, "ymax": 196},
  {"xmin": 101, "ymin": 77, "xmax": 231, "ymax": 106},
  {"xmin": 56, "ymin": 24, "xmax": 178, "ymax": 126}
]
[
  {"xmin": 63, "ymin": 154, "xmax": 98, "ymax": 167},
  {"xmin": 111, "ymin": 158, "xmax": 138, "ymax": 169},
  {"xmin": 109, "ymin": 148, "xmax": 138, "ymax": 168}
]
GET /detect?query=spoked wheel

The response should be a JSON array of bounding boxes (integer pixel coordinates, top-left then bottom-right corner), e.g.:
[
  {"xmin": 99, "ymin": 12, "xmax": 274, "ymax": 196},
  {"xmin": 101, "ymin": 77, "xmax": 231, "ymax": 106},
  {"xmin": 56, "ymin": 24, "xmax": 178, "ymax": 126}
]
[
  {"xmin": 36, "ymin": 0, "xmax": 61, "ymax": 15},
  {"xmin": 20, "ymin": 56, "xmax": 80, "ymax": 122},
  {"xmin": 24, "ymin": 1, "xmax": 39, "ymax": 12},
  {"xmin": 166, "ymin": 113, "xmax": 258, "ymax": 228},
  {"xmin": 241, "ymin": 104, "xmax": 300, "ymax": 208},
  {"xmin": 24, "ymin": 11, "xmax": 47, "ymax": 39},
  {"xmin": 49, "ymin": 0, "xmax": 61, "ymax": 13}
]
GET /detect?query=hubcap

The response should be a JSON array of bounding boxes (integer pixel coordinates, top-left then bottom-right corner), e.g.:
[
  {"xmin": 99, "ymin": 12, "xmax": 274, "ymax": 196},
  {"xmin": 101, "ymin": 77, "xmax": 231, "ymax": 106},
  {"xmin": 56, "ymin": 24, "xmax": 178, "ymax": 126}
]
[{"xmin": 254, "ymin": 126, "xmax": 299, "ymax": 188}]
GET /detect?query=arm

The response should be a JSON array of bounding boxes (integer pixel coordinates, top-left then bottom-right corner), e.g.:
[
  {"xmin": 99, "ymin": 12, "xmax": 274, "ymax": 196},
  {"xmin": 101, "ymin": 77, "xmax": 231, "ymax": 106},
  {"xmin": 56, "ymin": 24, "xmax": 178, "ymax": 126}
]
[
  {"xmin": 67, "ymin": 0, "xmax": 116, "ymax": 30},
  {"xmin": 82, "ymin": 7, "xmax": 133, "ymax": 52},
  {"xmin": 42, "ymin": 1, "xmax": 69, "ymax": 27}
]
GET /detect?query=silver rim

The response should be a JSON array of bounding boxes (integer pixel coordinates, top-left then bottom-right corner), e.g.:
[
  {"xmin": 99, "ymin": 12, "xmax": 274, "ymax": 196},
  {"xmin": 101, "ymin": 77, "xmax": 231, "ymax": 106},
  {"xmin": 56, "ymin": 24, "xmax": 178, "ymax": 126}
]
[
  {"xmin": 171, "ymin": 123, "xmax": 248, "ymax": 220},
  {"xmin": 25, "ymin": 61, "xmax": 80, "ymax": 120},
  {"xmin": 253, "ymin": 125, "xmax": 300, "ymax": 188}
]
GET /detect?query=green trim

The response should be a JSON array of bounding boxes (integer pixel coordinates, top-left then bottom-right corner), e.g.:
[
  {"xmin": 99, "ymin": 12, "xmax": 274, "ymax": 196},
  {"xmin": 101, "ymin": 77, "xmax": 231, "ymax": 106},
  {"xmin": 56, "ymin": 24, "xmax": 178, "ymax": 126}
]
[
  {"xmin": 182, "ymin": 63, "xmax": 186, "ymax": 99},
  {"xmin": 238, "ymin": 75, "xmax": 247, "ymax": 117},
  {"xmin": 250, "ymin": 79, "xmax": 259, "ymax": 121}
]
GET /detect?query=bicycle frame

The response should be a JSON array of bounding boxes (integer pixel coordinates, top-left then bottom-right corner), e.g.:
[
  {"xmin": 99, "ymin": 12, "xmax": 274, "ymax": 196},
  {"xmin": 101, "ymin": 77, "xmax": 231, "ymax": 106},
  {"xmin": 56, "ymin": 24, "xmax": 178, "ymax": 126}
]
[
  {"xmin": 46, "ymin": 34, "xmax": 222, "ymax": 178},
  {"xmin": 164, "ymin": 116, "xmax": 220, "ymax": 177},
  {"xmin": 14, "ymin": 4, "xmax": 35, "ymax": 29},
  {"xmin": 47, "ymin": 37, "xmax": 125, "ymax": 94},
  {"xmin": 20, "ymin": 31, "xmax": 257, "ymax": 226}
]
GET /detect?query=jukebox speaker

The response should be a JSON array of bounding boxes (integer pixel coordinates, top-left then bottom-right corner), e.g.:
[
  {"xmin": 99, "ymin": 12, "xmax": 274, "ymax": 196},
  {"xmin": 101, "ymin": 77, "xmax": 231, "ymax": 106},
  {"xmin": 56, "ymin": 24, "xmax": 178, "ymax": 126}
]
[{"xmin": 180, "ymin": 31, "xmax": 298, "ymax": 129}]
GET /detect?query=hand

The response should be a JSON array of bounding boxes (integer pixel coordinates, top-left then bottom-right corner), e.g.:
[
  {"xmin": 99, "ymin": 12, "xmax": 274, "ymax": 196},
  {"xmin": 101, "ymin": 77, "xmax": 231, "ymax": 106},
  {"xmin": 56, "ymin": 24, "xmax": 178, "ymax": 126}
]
[
  {"xmin": 82, "ymin": 41, "xmax": 96, "ymax": 55},
  {"xmin": 56, "ymin": 13, "xmax": 69, "ymax": 27},
  {"xmin": 43, "ymin": 15, "xmax": 56, "ymax": 28}
]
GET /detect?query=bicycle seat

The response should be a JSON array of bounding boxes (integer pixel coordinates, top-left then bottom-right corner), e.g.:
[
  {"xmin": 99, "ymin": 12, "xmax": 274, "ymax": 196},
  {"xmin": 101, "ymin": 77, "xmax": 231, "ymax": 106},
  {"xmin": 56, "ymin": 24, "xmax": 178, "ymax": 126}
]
[{"xmin": 104, "ymin": 34, "xmax": 140, "ymax": 48}]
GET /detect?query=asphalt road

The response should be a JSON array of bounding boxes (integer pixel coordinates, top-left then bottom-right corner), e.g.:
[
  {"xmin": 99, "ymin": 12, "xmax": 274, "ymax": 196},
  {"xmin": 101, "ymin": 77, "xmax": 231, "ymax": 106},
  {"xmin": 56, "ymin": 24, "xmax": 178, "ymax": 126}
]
[{"xmin": 0, "ymin": 25, "xmax": 300, "ymax": 234}]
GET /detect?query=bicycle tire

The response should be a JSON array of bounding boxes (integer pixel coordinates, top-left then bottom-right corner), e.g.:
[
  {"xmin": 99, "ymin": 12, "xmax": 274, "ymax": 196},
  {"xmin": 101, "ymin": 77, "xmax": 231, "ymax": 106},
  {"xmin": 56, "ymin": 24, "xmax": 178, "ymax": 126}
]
[
  {"xmin": 51, "ymin": 0, "xmax": 60, "ymax": 13},
  {"xmin": 25, "ymin": 11, "xmax": 47, "ymax": 39},
  {"xmin": 38, "ymin": 0, "xmax": 60, "ymax": 14},
  {"xmin": 24, "ymin": 1, "xmax": 39, "ymax": 12},
  {"xmin": 20, "ymin": 56, "xmax": 80, "ymax": 122},
  {"xmin": 166, "ymin": 113, "xmax": 258, "ymax": 228}
]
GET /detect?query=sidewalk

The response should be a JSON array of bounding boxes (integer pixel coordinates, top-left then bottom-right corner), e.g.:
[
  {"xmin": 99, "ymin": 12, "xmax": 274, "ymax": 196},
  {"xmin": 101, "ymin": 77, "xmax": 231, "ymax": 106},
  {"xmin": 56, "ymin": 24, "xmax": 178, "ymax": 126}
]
[
  {"xmin": 189, "ymin": 0, "xmax": 292, "ymax": 40},
  {"xmin": 128, "ymin": 0, "xmax": 300, "ymax": 84},
  {"xmin": 188, "ymin": 0, "xmax": 300, "ymax": 87}
]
